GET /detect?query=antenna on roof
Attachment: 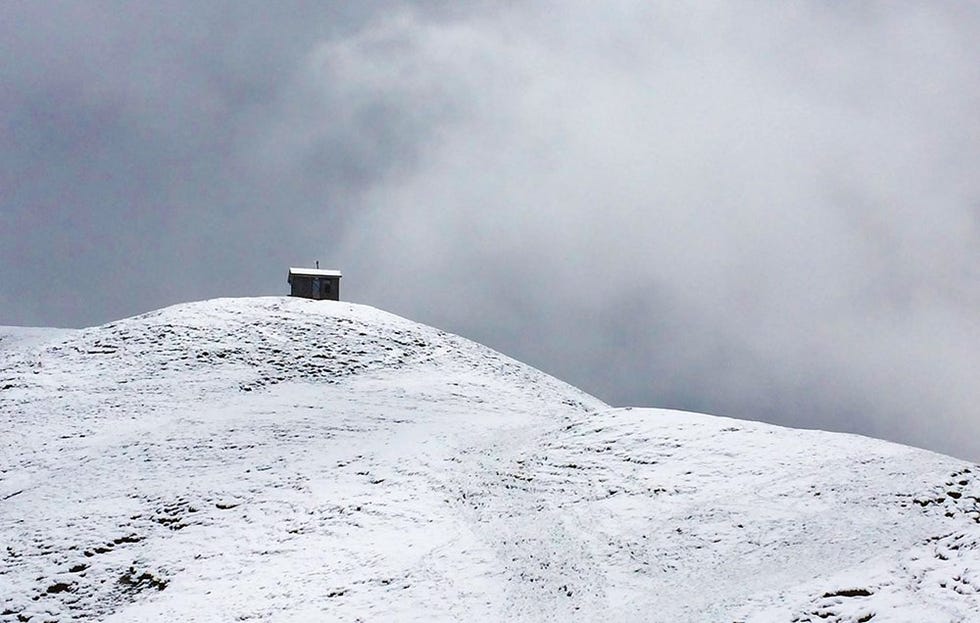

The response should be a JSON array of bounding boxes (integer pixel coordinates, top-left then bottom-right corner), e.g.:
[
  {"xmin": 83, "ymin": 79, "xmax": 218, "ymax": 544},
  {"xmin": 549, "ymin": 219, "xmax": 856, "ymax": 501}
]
[{"xmin": 315, "ymin": 260, "xmax": 319, "ymax": 269}]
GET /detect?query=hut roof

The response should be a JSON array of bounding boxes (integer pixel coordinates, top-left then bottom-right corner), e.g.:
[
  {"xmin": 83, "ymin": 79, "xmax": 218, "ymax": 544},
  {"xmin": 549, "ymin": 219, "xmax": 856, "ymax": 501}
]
[{"xmin": 288, "ymin": 267, "xmax": 342, "ymax": 278}]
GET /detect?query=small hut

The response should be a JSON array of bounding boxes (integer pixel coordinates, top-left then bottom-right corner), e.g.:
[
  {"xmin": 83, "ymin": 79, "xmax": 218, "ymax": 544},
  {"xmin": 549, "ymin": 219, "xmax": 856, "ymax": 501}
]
[{"xmin": 288, "ymin": 267, "xmax": 342, "ymax": 301}]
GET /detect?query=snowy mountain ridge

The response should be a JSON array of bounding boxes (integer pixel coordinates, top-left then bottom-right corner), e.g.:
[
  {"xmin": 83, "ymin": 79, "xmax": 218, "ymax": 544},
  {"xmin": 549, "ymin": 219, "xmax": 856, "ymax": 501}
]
[{"xmin": 1, "ymin": 297, "xmax": 978, "ymax": 622}]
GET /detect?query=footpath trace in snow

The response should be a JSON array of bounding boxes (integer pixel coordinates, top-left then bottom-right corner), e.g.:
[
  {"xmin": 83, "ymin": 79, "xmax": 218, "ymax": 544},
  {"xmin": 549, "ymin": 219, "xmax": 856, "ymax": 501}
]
[{"xmin": 1, "ymin": 297, "xmax": 978, "ymax": 622}]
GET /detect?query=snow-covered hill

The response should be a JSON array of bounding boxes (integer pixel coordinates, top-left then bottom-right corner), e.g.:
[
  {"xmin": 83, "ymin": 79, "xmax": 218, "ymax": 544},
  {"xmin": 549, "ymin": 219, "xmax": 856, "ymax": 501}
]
[{"xmin": 1, "ymin": 297, "xmax": 977, "ymax": 622}]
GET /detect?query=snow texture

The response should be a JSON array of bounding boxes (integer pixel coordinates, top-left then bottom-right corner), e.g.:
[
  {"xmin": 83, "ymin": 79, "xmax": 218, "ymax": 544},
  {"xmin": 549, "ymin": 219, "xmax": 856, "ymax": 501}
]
[{"xmin": 1, "ymin": 297, "xmax": 978, "ymax": 622}]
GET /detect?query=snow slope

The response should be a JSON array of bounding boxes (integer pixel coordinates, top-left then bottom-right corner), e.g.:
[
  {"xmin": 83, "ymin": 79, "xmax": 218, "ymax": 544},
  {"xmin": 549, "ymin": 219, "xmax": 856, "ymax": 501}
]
[{"xmin": 1, "ymin": 297, "xmax": 977, "ymax": 622}]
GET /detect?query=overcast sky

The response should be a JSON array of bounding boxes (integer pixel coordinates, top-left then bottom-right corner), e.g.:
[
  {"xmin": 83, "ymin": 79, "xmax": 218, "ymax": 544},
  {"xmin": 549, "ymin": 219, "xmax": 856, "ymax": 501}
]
[{"xmin": 3, "ymin": 2, "xmax": 979, "ymax": 460}]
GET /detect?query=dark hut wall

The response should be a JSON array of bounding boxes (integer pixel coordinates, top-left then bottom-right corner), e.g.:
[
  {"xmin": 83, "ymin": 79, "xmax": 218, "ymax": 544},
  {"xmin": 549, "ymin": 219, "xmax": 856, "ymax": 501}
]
[{"xmin": 289, "ymin": 275, "xmax": 340, "ymax": 300}]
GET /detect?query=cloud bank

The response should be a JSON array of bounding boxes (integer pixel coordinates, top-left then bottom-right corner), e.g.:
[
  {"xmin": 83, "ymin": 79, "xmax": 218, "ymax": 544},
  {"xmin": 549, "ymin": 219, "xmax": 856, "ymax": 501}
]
[{"xmin": 325, "ymin": 3, "xmax": 980, "ymax": 458}]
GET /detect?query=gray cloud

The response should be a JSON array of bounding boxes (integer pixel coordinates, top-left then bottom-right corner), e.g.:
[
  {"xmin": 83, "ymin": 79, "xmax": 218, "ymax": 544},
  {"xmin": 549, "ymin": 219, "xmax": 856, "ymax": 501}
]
[
  {"xmin": 329, "ymin": 3, "xmax": 980, "ymax": 459},
  {"xmin": 2, "ymin": 2, "xmax": 979, "ymax": 460},
  {"xmin": 1, "ymin": 1, "xmax": 463, "ymax": 324}
]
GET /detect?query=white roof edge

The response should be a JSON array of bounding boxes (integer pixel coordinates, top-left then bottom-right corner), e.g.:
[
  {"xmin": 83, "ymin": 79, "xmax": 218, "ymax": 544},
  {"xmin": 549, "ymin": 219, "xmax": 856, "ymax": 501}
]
[{"xmin": 288, "ymin": 267, "xmax": 342, "ymax": 277}]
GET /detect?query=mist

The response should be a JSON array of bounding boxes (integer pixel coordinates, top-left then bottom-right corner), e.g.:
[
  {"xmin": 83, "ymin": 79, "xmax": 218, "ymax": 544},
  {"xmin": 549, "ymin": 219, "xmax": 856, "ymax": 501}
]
[{"xmin": 328, "ymin": 3, "xmax": 980, "ymax": 459}]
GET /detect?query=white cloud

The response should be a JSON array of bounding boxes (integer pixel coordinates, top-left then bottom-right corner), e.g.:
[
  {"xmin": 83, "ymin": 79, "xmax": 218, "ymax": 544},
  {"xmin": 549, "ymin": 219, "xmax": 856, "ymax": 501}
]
[{"xmin": 326, "ymin": 2, "xmax": 980, "ymax": 459}]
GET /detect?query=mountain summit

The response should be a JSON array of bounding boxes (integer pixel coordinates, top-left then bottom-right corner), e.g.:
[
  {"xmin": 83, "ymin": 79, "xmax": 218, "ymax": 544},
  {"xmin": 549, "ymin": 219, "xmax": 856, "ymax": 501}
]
[{"xmin": 1, "ymin": 297, "xmax": 977, "ymax": 622}]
